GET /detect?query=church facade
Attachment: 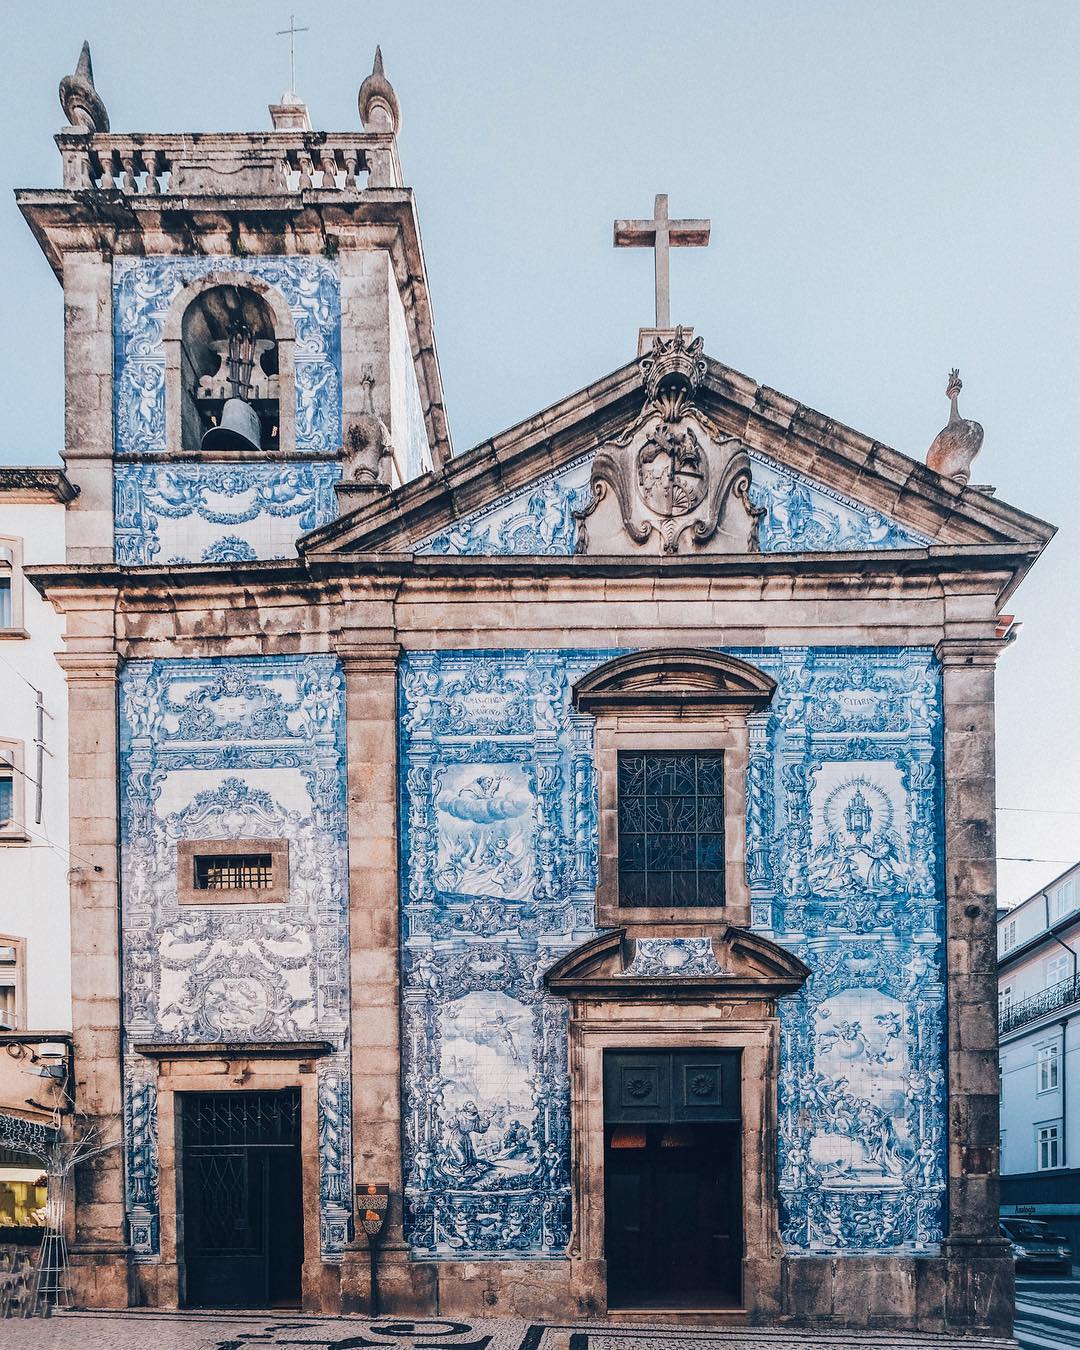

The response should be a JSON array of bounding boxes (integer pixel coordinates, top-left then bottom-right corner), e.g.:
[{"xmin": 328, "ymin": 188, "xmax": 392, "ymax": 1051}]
[{"xmin": 21, "ymin": 44, "xmax": 1053, "ymax": 1333}]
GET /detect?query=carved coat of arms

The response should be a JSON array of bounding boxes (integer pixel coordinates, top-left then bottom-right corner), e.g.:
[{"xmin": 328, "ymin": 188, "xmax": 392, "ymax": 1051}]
[{"xmin": 574, "ymin": 328, "xmax": 762, "ymax": 554}]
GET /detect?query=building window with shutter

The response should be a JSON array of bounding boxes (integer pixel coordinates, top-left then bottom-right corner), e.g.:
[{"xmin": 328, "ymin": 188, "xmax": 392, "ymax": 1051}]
[
  {"xmin": 1037, "ymin": 1043, "xmax": 1060, "ymax": 1093},
  {"xmin": 0, "ymin": 538, "xmax": 25, "ymax": 634},
  {"xmin": 0, "ymin": 740, "xmax": 27, "ymax": 842},
  {"xmin": 0, "ymin": 939, "xmax": 25, "ymax": 1030},
  {"xmin": 1037, "ymin": 1122, "xmax": 1062, "ymax": 1170}
]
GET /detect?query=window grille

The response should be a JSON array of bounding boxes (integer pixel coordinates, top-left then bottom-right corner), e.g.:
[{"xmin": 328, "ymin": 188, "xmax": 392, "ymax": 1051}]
[
  {"xmin": 617, "ymin": 751, "xmax": 725, "ymax": 908},
  {"xmin": 0, "ymin": 771, "xmax": 11, "ymax": 828},
  {"xmin": 194, "ymin": 852, "xmax": 273, "ymax": 891},
  {"xmin": 181, "ymin": 1089, "xmax": 301, "ymax": 1149}
]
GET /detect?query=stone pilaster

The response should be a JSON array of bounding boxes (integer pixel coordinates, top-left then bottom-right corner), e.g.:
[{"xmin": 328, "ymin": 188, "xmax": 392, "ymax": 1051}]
[
  {"xmin": 339, "ymin": 251, "xmax": 393, "ymax": 476},
  {"xmin": 335, "ymin": 638, "xmax": 434, "ymax": 1314},
  {"xmin": 935, "ymin": 637, "xmax": 1013, "ymax": 1335},
  {"xmin": 61, "ymin": 251, "xmax": 114, "ymax": 563},
  {"xmin": 56, "ymin": 648, "xmax": 130, "ymax": 1307}
]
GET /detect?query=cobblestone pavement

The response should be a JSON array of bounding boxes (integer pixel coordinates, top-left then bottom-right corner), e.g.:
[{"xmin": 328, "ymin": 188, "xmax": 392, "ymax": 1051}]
[
  {"xmin": 530, "ymin": 1326, "xmax": 1016, "ymax": 1350},
  {"xmin": 1014, "ymin": 1273, "xmax": 1080, "ymax": 1350},
  {"xmin": 0, "ymin": 1310, "xmax": 1020, "ymax": 1350}
]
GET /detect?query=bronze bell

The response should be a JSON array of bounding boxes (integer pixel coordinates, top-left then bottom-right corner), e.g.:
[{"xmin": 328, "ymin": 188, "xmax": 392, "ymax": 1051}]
[{"xmin": 201, "ymin": 397, "xmax": 262, "ymax": 452}]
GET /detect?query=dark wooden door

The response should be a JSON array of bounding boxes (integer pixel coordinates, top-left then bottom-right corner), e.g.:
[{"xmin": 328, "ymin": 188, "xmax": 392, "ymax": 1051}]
[
  {"xmin": 180, "ymin": 1089, "xmax": 303, "ymax": 1309},
  {"xmin": 604, "ymin": 1050, "xmax": 742, "ymax": 1309}
]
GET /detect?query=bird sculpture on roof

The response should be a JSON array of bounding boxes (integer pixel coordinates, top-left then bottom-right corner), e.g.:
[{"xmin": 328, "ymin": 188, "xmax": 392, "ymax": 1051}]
[{"xmin": 926, "ymin": 369, "xmax": 983, "ymax": 486}]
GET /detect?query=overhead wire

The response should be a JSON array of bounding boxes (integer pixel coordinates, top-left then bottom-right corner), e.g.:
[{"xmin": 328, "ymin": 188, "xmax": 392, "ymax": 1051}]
[
  {"xmin": 0, "ymin": 648, "xmax": 46, "ymax": 699},
  {"xmin": 17, "ymin": 820, "xmax": 106, "ymax": 874}
]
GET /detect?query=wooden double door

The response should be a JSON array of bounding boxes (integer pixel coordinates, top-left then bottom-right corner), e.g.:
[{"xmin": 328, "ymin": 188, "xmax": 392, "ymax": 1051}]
[{"xmin": 603, "ymin": 1049, "xmax": 742, "ymax": 1309}]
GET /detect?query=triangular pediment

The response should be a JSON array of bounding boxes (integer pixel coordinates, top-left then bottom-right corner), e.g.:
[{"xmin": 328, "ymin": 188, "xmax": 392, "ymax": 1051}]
[{"xmin": 301, "ymin": 343, "xmax": 1053, "ymax": 562}]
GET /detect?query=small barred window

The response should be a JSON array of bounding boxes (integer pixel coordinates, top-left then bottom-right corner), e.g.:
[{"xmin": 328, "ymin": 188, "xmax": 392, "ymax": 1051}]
[{"xmin": 194, "ymin": 852, "xmax": 274, "ymax": 891}]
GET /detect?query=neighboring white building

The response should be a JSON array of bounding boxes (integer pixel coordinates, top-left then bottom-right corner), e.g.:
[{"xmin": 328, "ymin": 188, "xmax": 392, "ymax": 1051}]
[
  {"xmin": 998, "ymin": 860, "xmax": 1080, "ymax": 1258},
  {"xmin": 0, "ymin": 467, "xmax": 75, "ymax": 1032}
]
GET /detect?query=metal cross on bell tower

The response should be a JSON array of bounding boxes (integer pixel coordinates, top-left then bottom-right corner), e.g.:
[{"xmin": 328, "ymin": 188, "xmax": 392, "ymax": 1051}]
[
  {"xmin": 614, "ymin": 194, "xmax": 711, "ymax": 330},
  {"xmin": 276, "ymin": 13, "xmax": 310, "ymax": 98}
]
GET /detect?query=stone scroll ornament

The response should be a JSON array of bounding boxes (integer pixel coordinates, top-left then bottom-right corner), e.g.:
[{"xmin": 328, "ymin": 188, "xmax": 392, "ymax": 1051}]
[{"xmin": 574, "ymin": 328, "xmax": 763, "ymax": 554}]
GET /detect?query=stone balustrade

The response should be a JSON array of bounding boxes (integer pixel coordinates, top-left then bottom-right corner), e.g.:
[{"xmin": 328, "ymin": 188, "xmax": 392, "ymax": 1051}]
[{"xmin": 56, "ymin": 131, "xmax": 402, "ymax": 196}]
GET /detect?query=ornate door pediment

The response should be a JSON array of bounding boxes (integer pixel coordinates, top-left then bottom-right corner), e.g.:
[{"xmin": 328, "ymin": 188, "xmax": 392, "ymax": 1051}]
[{"xmin": 544, "ymin": 926, "xmax": 809, "ymax": 1004}]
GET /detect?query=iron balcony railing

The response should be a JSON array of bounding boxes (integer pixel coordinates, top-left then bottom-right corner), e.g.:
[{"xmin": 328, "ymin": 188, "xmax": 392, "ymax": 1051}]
[{"xmin": 999, "ymin": 974, "xmax": 1080, "ymax": 1034}]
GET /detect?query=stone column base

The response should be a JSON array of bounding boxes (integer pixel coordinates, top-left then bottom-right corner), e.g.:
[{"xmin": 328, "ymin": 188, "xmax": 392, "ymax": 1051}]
[
  {"xmin": 68, "ymin": 1243, "xmax": 132, "ymax": 1309},
  {"xmin": 942, "ymin": 1237, "xmax": 1014, "ymax": 1336},
  {"xmin": 339, "ymin": 1241, "xmax": 437, "ymax": 1316},
  {"xmin": 130, "ymin": 1259, "xmax": 180, "ymax": 1309},
  {"xmin": 301, "ymin": 1257, "xmax": 341, "ymax": 1314}
]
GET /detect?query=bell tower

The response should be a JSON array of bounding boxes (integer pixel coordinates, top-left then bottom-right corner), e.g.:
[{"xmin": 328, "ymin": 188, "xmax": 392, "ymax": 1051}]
[{"xmin": 19, "ymin": 42, "xmax": 450, "ymax": 565}]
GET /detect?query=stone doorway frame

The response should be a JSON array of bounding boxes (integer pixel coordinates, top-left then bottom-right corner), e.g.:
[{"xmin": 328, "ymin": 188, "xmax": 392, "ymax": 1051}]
[
  {"xmin": 546, "ymin": 927, "xmax": 808, "ymax": 1320},
  {"xmin": 130, "ymin": 1043, "xmax": 336, "ymax": 1312}
]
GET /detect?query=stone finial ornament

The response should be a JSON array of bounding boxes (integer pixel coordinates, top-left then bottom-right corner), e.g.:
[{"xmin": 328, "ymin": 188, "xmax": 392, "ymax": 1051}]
[
  {"xmin": 358, "ymin": 47, "xmax": 400, "ymax": 134},
  {"xmin": 639, "ymin": 325, "xmax": 707, "ymax": 422},
  {"xmin": 926, "ymin": 369, "xmax": 983, "ymax": 486},
  {"xmin": 59, "ymin": 41, "xmax": 110, "ymax": 133}
]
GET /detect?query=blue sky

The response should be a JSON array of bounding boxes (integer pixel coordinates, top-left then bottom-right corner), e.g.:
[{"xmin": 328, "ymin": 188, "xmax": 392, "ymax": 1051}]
[{"xmin": 3, "ymin": 1, "xmax": 1078, "ymax": 903}]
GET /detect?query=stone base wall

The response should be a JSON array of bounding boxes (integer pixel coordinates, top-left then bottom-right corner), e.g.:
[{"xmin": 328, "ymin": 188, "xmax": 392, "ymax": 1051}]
[{"xmin": 71, "ymin": 1242, "xmax": 1013, "ymax": 1335}]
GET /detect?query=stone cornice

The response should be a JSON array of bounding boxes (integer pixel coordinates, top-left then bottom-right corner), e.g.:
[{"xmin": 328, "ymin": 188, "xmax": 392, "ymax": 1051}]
[
  {"xmin": 132, "ymin": 1039, "xmax": 334, "ymax": 1060},
  {"xmin": 26, "ymin": 541, "xmax": 1043, "ymax": 608},
  {"xmin": 0, "ymin": 467, "xmax": 78, "ymax": 503},
  {"xmin": 573, "ymin": 648, "xmax": 777, "ymax": 716},
  {"xmin": 302, "ymin": 362, "xmax": 645, "ymax": 556},
  {"xmin": 544, "ymin": 927, "xmax": 810, "ymax": 1001},
  {"xmin": 333, "ymin": 639, "xmax": 401, "ymax": 675},
  {"xmin": 55, "ymin": 650, "xmax": 122, "ymax": 682},
  {"xmin": 935, "ymin": 637, "xmax": 1015, "ymax": 668}
]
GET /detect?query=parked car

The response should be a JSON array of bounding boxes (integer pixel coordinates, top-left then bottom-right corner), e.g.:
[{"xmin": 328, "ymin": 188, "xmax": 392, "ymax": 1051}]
[{"xmin": 1000, "ymin": 1218, "xmax": 1074, "ymax": 1274}]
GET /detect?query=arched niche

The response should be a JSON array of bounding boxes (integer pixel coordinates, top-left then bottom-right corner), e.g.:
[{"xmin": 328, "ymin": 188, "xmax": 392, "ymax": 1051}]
[{"xmin": 162, "ymin": 273, "xmax": 297, "ymax": 455}]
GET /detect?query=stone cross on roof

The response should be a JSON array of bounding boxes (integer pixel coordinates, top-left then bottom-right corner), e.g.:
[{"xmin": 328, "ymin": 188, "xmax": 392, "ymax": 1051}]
[{"xmin": 614, "ymin": 194, "xmax": 711, "ymax": 329}]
